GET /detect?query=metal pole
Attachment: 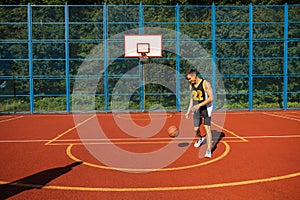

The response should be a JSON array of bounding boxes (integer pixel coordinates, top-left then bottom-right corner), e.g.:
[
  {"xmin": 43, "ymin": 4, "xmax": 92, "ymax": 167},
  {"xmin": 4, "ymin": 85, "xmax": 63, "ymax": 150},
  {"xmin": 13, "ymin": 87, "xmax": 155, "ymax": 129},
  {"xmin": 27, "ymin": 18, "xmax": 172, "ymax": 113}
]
[
  {"xmin": 65, "ymin": 3, "xmax": 70, "ymax": 112},
  {"xmin": 28, "ymin": 3, "xmax": 34, "ymax": 113},
  {"xmin": 283, "ymin": 3, "xmax": 289, "ymax": 110},
  {"xmin": 211, "ymin": 3, "xmax": 217, "ymax": 109},
  {"xmin": 103, "ymin": 3, "xmax": 109, "ymax": 111},
  {"xmin": 248, "ymin": 3, "xmax": 253, "ymax": 110},
  {"xmin": 175, "ymin": 3, "xmax": 181, "ymax": 111},
  {"xmin": 139, "ymin": 2, "xmax": 145, "ymax": 111}
]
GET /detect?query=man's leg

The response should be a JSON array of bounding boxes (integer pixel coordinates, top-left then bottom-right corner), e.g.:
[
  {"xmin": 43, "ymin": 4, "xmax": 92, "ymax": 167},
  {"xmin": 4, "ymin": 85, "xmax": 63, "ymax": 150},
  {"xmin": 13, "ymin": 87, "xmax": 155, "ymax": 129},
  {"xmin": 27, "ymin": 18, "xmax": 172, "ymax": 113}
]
[
  {"xmin": 193, "ymin": 117, "xmax": 204, "ymax": 148},
  {"xmin": 204, "ymin": 125, "xmax": 212, "ymax": 151},
  {"xmin": 203, "ymin": 116, "xmax": 212, "ymax": 158}
]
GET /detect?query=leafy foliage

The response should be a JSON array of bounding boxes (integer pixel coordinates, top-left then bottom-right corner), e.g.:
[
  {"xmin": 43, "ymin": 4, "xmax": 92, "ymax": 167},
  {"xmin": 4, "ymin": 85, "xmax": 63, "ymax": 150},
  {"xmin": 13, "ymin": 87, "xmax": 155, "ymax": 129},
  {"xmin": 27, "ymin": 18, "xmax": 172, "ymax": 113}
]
[{"xmin": 0, "ymin": 3, "xmax": 299, "ymax": 112}]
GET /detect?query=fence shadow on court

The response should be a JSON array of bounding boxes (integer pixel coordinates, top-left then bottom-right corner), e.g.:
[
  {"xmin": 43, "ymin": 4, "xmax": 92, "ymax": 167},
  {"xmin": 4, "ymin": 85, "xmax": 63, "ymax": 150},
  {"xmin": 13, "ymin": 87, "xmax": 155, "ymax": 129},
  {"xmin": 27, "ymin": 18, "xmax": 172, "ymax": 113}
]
[{"xmin": 0, "ymin": 161, "xmax": 82, "ymax": 199}]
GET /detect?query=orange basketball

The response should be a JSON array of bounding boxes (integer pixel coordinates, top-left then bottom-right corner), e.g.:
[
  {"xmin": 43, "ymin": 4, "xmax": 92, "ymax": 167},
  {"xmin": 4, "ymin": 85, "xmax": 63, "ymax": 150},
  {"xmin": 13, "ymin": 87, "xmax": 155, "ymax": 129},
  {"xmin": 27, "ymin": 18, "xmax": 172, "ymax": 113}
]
[{"xmin": 168, "ymin": 125, "xmax": 179, "ymax": 138}]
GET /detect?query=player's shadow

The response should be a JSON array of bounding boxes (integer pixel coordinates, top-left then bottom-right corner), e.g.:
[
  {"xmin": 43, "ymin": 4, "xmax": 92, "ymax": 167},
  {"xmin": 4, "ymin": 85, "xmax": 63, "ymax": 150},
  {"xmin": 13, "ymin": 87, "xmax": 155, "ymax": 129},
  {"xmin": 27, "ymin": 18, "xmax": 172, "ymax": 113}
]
[
  {"xmin": 211, "ymin": 130, "xmax": 225, "ymax": 153},
  {"xmin": 0, "ymin": 161, "xmax": 82, "ymax": 199},
  {"xmin": 178, "ymin": 130, "xmax": 225, "ymax": 149}
]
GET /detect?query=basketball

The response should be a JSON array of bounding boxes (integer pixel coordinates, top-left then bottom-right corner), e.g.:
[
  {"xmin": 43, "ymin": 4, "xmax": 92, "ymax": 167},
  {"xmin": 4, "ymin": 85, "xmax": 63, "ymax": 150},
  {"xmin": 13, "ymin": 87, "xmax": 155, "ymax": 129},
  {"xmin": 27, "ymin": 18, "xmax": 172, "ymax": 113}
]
[{"xmin": 168, "ymin": 125, "xmax": 179, "ymax": 138}]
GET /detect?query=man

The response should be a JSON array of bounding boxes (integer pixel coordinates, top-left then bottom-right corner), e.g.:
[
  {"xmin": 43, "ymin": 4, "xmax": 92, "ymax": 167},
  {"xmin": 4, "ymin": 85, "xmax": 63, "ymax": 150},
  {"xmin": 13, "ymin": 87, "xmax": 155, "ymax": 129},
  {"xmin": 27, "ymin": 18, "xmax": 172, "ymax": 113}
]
[{"xmin": 185, "ymin": 69, "xmax": 213, "ymax": 158}]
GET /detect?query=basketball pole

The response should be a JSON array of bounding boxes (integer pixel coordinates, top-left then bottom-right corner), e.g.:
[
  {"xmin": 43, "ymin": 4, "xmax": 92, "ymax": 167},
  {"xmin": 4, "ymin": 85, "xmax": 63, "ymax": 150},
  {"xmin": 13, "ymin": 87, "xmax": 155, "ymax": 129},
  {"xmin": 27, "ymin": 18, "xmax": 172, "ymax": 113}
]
[
  {"xmin": 138, "ymin": 55, "xmax": 144, "ymax": 112},
  {"xmin": 139, "ymin": 53, "xmax": 148, "ymax": 112},
  {"xmin": 124, "ymin": 35, "xmax": 162, "ymax": 112}
]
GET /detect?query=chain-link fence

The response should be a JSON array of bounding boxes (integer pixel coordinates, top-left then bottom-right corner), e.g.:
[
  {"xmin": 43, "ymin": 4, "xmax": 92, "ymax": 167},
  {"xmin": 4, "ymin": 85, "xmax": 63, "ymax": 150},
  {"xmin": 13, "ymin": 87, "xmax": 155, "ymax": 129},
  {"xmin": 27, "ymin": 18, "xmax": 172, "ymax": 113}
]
[{"xmin": 0, "ymin": 3, "xmax": 299, "ymax": 113}]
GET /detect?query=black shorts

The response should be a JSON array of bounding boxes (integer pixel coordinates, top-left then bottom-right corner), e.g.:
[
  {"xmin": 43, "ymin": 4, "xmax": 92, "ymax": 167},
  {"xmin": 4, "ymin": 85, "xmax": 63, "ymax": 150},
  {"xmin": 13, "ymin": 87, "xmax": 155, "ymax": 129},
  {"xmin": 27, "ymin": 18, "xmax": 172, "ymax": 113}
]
[
  {"xmin": 193, "ymin": 116, "xmax": 211, "ymax": 127},
  {"xmin": 193, "ymin": 108, "xmax": 211, "ymax": 127}
]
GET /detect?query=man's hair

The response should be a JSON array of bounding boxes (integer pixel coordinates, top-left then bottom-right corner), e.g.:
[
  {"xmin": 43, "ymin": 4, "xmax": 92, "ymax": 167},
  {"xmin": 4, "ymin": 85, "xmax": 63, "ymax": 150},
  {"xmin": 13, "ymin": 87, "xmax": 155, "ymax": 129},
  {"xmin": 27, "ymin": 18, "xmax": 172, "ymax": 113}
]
[{"xmin": 185, "ymin": 69, "xmax": 198, "ymax": 77}]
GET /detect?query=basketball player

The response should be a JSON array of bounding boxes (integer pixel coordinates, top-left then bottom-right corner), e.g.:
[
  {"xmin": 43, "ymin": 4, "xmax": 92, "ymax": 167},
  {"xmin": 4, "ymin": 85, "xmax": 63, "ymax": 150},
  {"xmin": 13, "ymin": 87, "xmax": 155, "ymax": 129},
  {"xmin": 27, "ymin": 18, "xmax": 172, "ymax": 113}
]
[{"xmin": 185, "ymin": 69, "xmax": 213, "ymax": 158}]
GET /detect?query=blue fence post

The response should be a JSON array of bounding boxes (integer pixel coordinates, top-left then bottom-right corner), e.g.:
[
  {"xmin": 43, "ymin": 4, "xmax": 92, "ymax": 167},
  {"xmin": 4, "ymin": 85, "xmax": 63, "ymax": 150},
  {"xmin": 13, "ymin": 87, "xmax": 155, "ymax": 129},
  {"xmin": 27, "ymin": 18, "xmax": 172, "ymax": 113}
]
[
  {"xmin": 103, "ymin": 3, "xmax": 109, "ymax": 111},
  {"xmin": 175, "ymin": 3, "xmax": 181, "ymax": 111},
  {"xmin": 139, "ymin": 2, "xmax": 145, "ymax": 111},
  {"xmin": 211, "ymin": 3, "xmax": 217, "ymax": 109},
  {"xmin": 248, "ymin": 3, "xmax": 253, "ymax": 110},
  {"xmin": 28, "ymin": 3, "xmax": 34, "ymax": 113},
  {"xmin": 283, "ymin": 3, "xmax": 289, "ymax": 110},
  {"xmin": 65, "ymin": 3, "xmax": 70, "ymax": 113},
  {"xmin": 139, "ymin": 2, "xmax": 144, "ymax": 34}
]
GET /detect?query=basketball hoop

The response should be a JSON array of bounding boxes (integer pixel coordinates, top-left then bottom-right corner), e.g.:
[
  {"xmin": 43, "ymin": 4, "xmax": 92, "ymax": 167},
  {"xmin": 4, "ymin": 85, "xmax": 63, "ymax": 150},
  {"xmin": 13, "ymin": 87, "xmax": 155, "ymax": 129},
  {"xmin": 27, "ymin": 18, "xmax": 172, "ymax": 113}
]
[
  {"xmin": 124, "ymin": 34, "xmax": 162, "ymax": 59},
  {"xmin": 137, "ymin": 43, "xmax": 150, "ymax": 62},
  {"xmin": 123, "ymin": 34, "xmax": 162, "ymax": 111},
  {"xmin": 139, "ymin": 52, "xmax": 149, "ymax": 62}
]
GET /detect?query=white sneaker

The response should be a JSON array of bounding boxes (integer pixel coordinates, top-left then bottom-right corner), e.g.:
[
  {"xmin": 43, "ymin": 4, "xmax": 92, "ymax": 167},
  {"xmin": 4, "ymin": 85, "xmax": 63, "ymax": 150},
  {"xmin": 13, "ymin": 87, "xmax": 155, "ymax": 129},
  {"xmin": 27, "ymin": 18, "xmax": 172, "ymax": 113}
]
[
  {"xmin": 194, "ymin": 137, "xmax": 204, "ymax": 148},
  {"xmin": 205, "ymin": 150, "xmax": 212, "ymax": 158}
]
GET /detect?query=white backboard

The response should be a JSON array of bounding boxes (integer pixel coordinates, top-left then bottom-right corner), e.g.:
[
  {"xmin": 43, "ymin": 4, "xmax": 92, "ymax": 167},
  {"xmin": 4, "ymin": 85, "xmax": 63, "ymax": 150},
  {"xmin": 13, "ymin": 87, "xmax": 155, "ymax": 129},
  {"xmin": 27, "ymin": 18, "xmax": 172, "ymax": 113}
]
[{"xmin": 124, "ymin": 34, "xmax": 162, "ymax": 58}]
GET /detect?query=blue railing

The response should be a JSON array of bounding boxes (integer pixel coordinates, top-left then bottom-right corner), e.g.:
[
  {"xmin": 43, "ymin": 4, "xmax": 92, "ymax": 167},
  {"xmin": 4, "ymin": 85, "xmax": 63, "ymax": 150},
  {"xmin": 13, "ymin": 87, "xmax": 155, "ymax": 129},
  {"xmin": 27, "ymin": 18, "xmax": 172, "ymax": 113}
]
[{"xmin": 0, "ymin": 3, "xmax": 299, "ymax": 113}]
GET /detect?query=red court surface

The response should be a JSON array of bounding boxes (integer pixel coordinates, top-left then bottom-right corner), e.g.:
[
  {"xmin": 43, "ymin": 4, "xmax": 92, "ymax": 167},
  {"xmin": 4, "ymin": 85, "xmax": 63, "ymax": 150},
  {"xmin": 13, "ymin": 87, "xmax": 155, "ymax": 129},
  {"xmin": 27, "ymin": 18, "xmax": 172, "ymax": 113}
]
[{"xmin": 0, "ymin": 110, "xmax": 300, "ymax": 199}]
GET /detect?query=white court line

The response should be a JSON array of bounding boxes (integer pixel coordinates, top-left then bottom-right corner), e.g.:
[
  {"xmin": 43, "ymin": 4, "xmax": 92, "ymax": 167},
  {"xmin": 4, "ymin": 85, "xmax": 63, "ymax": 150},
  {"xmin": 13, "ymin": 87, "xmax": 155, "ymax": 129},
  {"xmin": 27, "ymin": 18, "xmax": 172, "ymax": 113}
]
[
  {"xmin": 0, "ymin": 137, "xmax": 193, "ymax": 143},
  {"xmin": 276, "ymin": 113, "xmax": 300, "ymax": 119},
  {"xmin": 0, "ymin": 135, "xmax": 299, "ymax": 143},
  {"xmin": 213, "ymin": 111, "xmax": 261, "ymax": 115},
  {"xmin": 0, "ymin": 116, "xmax": 24, "ymax": 123},
  {"xmin": 262, "ymin": 112, "xmax": 300, "ymax": 122}
]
